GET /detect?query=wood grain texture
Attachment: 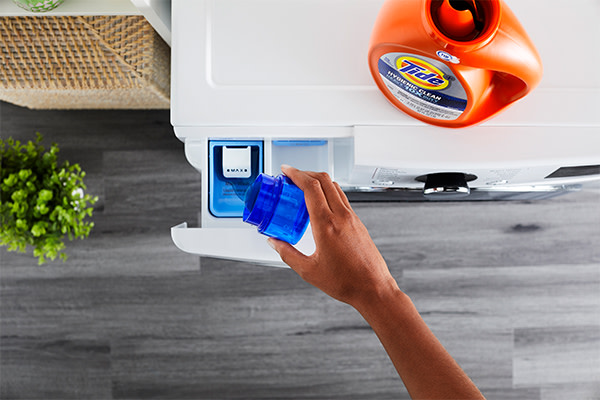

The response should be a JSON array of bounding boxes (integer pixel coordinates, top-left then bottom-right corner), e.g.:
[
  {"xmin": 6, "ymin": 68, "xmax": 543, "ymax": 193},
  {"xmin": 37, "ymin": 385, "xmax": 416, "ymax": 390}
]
[
  {"xmin": 353, "ymin": 193, "xmax": 600, "ymax": 271},
  {"xmin": 514, "ymin": 325, "xmax": 600, "ymax": 386},
  {"xmin": 541, "ymin": 383, "xmax": 600, "ymax": 400},
  {"xmin": 401, "ymin": 264, "xmax": 600, "ymax": 398},
  {"xmin": 1, "ymin": 101, "xmax": 599, "ymax": 399},
  {"xmin": 1, "ymin": 336, "xmax": 112, "ymax": 399}
]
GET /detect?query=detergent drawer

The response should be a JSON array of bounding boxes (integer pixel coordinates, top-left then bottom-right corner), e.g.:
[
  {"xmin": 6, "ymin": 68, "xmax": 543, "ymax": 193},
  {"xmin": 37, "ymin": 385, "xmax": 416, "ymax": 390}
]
[{"xmin": 171, "ymin": 223, "xmax": 315, "ymax": 267}]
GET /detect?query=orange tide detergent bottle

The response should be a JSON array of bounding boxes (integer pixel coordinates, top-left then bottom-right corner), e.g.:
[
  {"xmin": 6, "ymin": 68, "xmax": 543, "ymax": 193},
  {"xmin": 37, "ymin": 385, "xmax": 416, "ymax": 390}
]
[{"xmin": 368, "ymin": 0, "xmax": 543, "ymax": 128}]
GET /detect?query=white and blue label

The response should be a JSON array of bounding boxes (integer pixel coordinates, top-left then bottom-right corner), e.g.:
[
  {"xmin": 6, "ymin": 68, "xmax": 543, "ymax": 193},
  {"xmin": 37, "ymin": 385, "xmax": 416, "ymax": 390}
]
[
  {"xmin": 379, "ymin": 53, "xmax": 467, "ymax": 120},
  {"xmin": 436, "ymin": 50, "xmax": 460, "ymax": 64}
]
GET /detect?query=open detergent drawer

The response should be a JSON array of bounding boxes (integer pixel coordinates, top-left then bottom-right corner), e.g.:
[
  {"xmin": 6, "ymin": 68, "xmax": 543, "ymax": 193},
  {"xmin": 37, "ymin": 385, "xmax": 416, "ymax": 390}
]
[{"xmin": 170, "ymin": 136, "xmax": 342, "ymax": 266}]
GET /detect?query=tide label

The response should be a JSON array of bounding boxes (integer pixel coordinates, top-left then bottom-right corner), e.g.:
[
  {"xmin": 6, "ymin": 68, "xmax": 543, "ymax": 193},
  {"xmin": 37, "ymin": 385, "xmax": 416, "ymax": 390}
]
[
  {"xmin": 379, "ymin": 53, "xmax": 467, "ymax": 120},
  {"xmin": 397, "ymin": 56, "xmax": 449, "ymax": 90}
]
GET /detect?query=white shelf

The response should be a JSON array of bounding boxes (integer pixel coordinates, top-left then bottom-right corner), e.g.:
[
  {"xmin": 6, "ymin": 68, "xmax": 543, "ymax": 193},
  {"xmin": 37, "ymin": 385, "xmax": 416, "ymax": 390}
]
[
  {"xmin": 0, "ymin": 0, "xmax": 140, "ymax": 16},
  {"xmin": 129, "ymin": 0, "xmax": 171, "ymax": 45},
  {"xmin": 0, "ymin": 0, "xmax": 172, "ymax": 46}
]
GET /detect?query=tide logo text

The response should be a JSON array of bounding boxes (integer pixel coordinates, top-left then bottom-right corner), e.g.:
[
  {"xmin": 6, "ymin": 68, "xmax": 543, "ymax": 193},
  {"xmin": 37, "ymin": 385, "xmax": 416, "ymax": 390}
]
[{"xmin": 397, "ymin": 57, "xmax": 449, "ymax": 90}]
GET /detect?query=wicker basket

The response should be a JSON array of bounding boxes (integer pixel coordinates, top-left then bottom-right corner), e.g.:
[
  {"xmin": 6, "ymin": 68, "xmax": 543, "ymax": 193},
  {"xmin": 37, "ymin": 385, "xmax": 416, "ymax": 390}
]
[{"xmin": 0, "ymin": 15, "xmax": 170, "ymax": 109}]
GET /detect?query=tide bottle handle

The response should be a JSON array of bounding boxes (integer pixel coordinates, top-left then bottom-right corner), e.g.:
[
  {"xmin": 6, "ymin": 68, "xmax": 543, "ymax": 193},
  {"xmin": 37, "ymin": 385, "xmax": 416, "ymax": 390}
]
[{"xmin": 467, "ymin": 5, "xmax": 543, "ymax": 123}]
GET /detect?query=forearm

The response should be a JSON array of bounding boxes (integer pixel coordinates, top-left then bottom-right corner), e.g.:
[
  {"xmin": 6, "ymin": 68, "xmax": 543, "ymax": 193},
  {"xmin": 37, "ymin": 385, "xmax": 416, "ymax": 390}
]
[
  {"xmin": 270, "ymin": 166, "xmax": 483, "ymax": 398},
  {"xmin": 353, "ymin": 286, "xmax": 485, "ymax": 400}
]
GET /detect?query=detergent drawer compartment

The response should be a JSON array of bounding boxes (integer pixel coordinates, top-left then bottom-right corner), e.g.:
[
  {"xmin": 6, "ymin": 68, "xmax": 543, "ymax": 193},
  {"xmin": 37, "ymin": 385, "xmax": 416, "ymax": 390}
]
[
  {"xmin": 271, "ymin": 140, "xmax": 329, "ymax": 173},
  {"xmin": 208, "ymin": 140, "xmax": 263, "ymax": 218}
]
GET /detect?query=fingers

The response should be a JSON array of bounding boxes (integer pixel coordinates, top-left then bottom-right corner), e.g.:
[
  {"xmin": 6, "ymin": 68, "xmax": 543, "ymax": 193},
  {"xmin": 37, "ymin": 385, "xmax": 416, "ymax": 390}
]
[
  {"xmin": 303, "ymin": 171, "xmax": 349, "ymax": 214},
  {"xmin": 281, "ymin": 165, "xmax": 330, "ymax": 219},
  {"xmin": 281, "ymin": 165, "xmax": 350, "ymax": 216},
  {"xmin": 268, "ymin": 237, "xmax": 311, "ymax": 273},
  {"xmin": 334, "ymin": 181, "xmax": 353, "ymax": 210}
]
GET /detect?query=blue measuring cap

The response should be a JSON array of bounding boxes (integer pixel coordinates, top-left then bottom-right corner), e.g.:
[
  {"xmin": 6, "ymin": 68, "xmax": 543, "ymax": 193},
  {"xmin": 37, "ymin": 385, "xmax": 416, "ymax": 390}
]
[{"xmin": 242, "ymin": 174, "xmax": 309, "ymax": 245}]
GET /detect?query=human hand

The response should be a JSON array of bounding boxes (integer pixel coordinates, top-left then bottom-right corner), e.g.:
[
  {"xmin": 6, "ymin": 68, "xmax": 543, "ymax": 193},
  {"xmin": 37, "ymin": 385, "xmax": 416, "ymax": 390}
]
[
  {"xmin": 267, "ymin": 165, "xmax": 399, "ymax": 307},
  {"xmin": 268, "ymin": 167, "xmax": 485, "ymax": 399}
]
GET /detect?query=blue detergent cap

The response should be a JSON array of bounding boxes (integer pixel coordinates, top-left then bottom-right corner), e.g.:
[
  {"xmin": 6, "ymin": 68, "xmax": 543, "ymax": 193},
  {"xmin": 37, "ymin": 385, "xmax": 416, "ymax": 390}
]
[{"xmin": 243, "ymin": 173, "xmax": 310, "ymax": 245}]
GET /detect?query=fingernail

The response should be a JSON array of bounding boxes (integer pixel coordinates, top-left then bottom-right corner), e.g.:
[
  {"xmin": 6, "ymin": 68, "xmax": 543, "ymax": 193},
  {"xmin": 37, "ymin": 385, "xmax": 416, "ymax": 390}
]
[
  {"xmin": 267, "ymin": 238, "xmax": 277, "ymax": 250},
  {"xmin": 281, "ymin": 164, "xmax": 291, "ymax": 171}
]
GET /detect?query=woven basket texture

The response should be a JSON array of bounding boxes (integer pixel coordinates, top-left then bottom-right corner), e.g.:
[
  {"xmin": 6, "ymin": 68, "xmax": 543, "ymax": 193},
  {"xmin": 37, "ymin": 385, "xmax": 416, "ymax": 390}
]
[{"xmin": 0, "ymin": 16, "xmax": 170, "ymax": 109}]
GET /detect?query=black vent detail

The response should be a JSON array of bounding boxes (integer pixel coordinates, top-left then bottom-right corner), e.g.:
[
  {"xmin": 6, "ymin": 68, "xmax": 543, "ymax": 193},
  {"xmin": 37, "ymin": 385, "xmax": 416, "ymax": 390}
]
[{"xmin": 545, "ymin": 165, "xmax": 600, "ymax": 179}]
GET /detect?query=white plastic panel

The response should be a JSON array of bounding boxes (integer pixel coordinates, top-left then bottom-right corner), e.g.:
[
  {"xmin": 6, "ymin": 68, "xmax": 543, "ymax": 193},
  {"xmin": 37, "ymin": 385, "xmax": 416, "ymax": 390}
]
[
  {"xmin": 171, "ymin": 223, "xmax": 316, "ymax": 267},
  {"xmin": 351, "ymin": 125, "xmax": 600, "ymax": 188},
  {"xmin": 210, "ymin": 0, "xmax": 376, "ymax": 87},
  {"xmin": 353, "ymin": 126, "xmax": 600, "ymax": 170}
]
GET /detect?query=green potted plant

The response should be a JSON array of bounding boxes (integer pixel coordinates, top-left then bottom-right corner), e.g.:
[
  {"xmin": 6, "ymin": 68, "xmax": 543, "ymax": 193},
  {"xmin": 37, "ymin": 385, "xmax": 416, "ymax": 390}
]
[{"xmin": 1, "ymin": 133, "xmax": 98, "ymax": 264}]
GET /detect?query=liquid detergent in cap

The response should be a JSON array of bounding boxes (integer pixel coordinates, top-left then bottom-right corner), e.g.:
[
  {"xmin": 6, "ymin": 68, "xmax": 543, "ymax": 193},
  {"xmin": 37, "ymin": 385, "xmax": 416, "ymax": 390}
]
[
  {"xmin": 368, "ymin": 0, "xmax": 543, "ymax": 128},
  {"xmin": 243, "ymin": 174, "xmax": 310, "ymax": 245}
]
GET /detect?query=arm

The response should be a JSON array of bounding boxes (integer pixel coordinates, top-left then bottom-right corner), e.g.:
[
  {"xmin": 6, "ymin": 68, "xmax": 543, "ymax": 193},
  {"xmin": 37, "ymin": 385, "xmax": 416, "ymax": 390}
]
[{"xmin": 268, "ymin": 165, "xmax": 485, "ymax": 400}]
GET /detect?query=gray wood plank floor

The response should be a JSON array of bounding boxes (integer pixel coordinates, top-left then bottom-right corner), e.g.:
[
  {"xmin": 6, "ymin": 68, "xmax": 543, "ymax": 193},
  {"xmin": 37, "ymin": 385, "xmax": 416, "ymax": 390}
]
[{"xmin": 1, "ymin": 101, "xmax": 599, "ymax": 399}]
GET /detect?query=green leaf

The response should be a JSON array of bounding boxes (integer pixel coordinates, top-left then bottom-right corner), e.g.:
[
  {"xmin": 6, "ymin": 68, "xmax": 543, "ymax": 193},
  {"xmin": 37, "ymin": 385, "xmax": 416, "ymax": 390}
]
[
  {"xmin": 11, "ymin": 189, "xmax": 27, "ymax": 202},
  {"xmin": 35, "ymin": 204, "xmax": 50, "ymax": 215},
  {"xmin": 15, "ymin": 219, "xmax": 27, "ymax": 230},
  {"xmin": 31, "ymin": 222, "xmax": 47, "ymax": 237},
  {"xmin": 3, "ymin": 174, "xmax": 18, "ymax": 187},
  {"xmin": 38, "ymin": 189, "xmax": 53, "ymax": 202},
  {"xmin": 18, "ymin": 169, "xmax": 32, "ymax": 181}
]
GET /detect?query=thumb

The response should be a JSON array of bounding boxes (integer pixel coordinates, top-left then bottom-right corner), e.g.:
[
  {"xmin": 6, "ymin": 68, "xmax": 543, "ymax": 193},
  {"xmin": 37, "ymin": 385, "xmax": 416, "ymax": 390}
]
[{"xmin": 267, "ymin": 237, "xmax": 309, "ymax": 270}]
